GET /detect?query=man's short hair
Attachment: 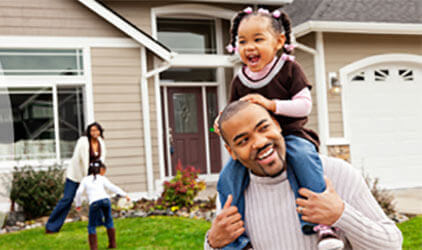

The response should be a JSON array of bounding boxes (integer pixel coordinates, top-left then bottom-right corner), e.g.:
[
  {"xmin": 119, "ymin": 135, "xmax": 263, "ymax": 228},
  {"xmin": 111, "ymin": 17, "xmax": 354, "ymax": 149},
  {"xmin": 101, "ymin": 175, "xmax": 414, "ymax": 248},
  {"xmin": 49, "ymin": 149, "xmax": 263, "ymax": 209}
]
[{"xmin": 218, "ymin": 100, "xmax": 254, "ymax": 144}]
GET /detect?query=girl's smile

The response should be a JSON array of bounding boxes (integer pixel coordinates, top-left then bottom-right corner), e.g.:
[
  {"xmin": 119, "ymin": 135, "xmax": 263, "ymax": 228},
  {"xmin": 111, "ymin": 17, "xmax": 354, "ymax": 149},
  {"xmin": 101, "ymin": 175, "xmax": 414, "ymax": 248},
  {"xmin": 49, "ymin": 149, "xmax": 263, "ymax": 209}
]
[{"xmin": 237, "ymin": 15, "xmax": 285, "ymax": 72}]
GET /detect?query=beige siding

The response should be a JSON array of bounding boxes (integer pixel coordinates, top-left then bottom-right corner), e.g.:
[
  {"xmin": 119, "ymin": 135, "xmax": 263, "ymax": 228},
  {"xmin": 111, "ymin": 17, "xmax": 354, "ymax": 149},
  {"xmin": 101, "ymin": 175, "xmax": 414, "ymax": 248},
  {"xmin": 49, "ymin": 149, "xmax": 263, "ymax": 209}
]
[
  {"xmin": 296, "ymin": 33, "xmax": 319, "ymax": 134},
  {"xmin": 91, "ymin": 47, "xmax": 147, "ymax": 193},
  {"xmin": 0, "ymin": 0, "xmax": 125, "ymax": 37},
  {"xmin": 324, "ymin": 33, "xmax": 422, "ymax": 137}
]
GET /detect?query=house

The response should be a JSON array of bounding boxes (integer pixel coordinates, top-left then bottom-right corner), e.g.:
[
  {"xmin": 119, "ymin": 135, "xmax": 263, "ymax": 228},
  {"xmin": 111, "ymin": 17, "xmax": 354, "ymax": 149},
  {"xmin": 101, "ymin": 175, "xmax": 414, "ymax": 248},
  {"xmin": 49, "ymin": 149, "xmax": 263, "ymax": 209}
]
[{"xmin": 0, "ymin": 0, "xmax": 420, "ymax": 211}]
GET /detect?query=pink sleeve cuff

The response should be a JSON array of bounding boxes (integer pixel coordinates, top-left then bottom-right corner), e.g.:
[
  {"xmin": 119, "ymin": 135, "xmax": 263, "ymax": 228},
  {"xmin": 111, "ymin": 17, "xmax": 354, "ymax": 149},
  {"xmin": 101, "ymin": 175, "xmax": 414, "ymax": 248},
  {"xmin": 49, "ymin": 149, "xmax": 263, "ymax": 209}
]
[{"xmin": 274, "ymin": 87, "xmax": 312, "ymax": 117}]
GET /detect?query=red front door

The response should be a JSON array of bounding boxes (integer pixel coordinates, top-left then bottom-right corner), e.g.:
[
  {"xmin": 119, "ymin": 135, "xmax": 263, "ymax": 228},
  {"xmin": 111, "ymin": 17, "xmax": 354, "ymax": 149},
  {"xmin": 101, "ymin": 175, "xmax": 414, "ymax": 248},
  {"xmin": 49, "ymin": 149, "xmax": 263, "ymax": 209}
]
[{"xmin": 167, "ymin": 87, "xmax": 207, "ymax": 174}]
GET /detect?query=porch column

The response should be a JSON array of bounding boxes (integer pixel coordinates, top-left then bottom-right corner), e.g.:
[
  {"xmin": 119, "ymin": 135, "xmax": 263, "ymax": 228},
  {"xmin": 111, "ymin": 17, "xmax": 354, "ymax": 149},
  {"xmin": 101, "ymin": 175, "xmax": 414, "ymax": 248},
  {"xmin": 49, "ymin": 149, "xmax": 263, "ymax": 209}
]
[
  {"xmin": 314, "ymin": 32, "xmax": 329, "ymax": 154},
  {"xmin": 140, "ymin": 46, "xmax": 154, "ymax": 193}
]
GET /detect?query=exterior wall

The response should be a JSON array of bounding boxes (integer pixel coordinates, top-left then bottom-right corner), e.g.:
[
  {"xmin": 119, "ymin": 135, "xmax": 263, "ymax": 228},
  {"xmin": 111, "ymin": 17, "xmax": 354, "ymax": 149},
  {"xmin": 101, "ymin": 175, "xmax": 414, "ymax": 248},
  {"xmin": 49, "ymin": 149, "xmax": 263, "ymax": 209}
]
[
  {"xmin": 0, "ymin": 0, "xmax": 125, "ymax": 37},
  {"xmin": 324, "ymin": 33, "xmax": 422, "ymax": 138},
  {"xmin": 91, "ymin": 47, "xmax": 148, "ymax": 193}
]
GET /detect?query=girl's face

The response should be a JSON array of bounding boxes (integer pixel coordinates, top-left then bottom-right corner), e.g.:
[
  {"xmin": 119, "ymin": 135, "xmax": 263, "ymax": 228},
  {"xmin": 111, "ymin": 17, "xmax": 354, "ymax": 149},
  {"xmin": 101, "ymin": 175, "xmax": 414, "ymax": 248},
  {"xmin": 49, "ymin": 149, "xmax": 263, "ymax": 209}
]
[
  {"xmin": 100, "ymin": 167, "xmax": 106, "ymax": 176},
  {"xmin": 89, "ymin": 125, "xmax": 101, "ymax": 139},
  {"xmin": 237, "ymin": 15, "xmax": 285, "ymax": 72}
]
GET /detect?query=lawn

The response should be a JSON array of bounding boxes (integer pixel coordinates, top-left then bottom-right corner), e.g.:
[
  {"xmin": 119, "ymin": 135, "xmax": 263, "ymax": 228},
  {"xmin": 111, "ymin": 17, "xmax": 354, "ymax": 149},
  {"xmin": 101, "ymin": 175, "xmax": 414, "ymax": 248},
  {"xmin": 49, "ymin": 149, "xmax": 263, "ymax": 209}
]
[
  {"xmin": 0, "ymin": 216, "xmax": 211, "ymax": 250},
  {"xmin": 0, "ymin": 215, "xmax": 420, "ymax": 249},
  {"xmin": 398, "ymin": 216, "xmax": 422, "ymax": 250}
]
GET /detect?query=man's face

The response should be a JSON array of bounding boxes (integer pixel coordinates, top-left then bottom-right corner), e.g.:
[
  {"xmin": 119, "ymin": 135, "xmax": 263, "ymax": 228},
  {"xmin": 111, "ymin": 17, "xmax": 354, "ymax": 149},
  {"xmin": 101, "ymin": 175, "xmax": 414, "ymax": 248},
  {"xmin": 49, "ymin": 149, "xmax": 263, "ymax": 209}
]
[{"xmin": 221, "ymin": 104, "xmax": 286, "ymax": 177}]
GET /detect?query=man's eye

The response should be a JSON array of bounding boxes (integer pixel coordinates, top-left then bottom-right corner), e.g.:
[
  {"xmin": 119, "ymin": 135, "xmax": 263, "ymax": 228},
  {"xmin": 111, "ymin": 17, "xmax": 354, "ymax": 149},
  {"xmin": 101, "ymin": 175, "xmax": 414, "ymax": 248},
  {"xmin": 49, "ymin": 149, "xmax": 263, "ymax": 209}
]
[
  {"xmin": 260, "ymin": 124, "xmax": 269, "ymax": 132},
  {"xmin": 237, "ymin": 138, "xmax": 248, "ymax": 146}
]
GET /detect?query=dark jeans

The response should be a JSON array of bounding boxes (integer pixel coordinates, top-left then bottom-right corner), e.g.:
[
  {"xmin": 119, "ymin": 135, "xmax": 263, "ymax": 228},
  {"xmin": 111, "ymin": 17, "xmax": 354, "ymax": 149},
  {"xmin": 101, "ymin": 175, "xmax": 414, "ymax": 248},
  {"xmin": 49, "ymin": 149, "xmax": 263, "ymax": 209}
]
[
  {"xmin": 88, "ymin": 198, "xmax": 114, "ymax": 234},
  {"xmin": 45, "ymin": 178, "xmax": 79, "ymax": 232}
]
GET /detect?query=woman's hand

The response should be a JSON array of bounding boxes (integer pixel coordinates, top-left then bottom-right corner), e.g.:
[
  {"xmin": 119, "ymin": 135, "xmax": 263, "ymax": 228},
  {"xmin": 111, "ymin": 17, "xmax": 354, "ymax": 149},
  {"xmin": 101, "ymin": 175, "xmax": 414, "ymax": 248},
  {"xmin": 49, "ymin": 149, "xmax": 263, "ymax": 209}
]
[{"xmin": 240, "ymin": 94, "xmax": 276, "ymax": 112}]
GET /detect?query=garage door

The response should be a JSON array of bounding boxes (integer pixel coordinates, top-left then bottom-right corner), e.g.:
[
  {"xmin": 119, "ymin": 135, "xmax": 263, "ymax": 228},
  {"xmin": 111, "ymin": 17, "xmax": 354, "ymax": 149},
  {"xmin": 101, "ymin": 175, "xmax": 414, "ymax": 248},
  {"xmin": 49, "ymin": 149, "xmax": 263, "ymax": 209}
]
[{"xmin": 344, "ymin": 62, "xmax": 422, "ymax": 188}]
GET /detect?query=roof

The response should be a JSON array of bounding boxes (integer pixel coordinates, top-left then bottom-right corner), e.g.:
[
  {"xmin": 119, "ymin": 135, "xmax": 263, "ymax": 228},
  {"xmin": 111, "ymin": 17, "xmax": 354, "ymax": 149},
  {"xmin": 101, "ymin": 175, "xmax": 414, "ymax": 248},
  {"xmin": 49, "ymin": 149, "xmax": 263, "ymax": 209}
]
[
  {"xmin": 284, "ymin": 0, "xmax": 422, "ymax": 27},
  {"xmin": 78, "ymin": 0, "xmax": 173, "ymax": 61}
]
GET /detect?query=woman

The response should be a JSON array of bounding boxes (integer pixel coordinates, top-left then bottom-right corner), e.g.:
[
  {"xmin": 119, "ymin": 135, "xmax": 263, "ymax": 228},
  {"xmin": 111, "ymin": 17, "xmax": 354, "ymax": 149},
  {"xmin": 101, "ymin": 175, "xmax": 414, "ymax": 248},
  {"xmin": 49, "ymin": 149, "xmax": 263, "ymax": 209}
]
[{"xmin": 45, "ymin": 122, "xmax": 106, "ymax": 233}]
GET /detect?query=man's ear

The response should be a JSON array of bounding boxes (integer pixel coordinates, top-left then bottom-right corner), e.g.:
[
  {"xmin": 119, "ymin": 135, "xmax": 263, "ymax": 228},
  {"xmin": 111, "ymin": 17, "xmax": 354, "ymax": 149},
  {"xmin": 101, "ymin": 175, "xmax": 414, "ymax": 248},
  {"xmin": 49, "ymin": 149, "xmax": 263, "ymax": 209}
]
[
  {"xmin": 271, "ymin": 115, "xmax": 282, "ymax": 133},
  {"xmin": 224, "ymin": 143, "xmax": 238, "ymax": 160}
]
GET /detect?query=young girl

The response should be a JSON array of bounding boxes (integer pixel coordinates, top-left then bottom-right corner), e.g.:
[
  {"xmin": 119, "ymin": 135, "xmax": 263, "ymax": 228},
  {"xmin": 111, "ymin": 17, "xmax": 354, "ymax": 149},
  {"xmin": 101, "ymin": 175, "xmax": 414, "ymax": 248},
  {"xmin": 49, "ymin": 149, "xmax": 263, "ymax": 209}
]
[
  {"xmin": 215, "ymin": 7, "xmax": 343, "ymax": 250},
  {"xmin": 75, "ymin": 161, "xmax": 129, "ymax": 250}
]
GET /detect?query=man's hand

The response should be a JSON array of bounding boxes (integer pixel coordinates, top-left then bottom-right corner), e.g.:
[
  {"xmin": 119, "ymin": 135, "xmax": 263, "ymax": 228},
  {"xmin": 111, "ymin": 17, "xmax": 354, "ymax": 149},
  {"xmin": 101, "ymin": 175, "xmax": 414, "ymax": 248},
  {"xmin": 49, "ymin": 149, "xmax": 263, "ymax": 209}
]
[
  {"xmin": 240, "ymin": 94, "xmax": 276, "ymax": 113},
  {"xmin": 296, "ymin": 176, "xmax": 345, "ymax": 225},
  {"xmin": 213, "ymin": 111, "xmax": 222, "ymax": 136},
  {"xmin": 208, "ymin": 195, "xmax": 245, "ymax": 248}
]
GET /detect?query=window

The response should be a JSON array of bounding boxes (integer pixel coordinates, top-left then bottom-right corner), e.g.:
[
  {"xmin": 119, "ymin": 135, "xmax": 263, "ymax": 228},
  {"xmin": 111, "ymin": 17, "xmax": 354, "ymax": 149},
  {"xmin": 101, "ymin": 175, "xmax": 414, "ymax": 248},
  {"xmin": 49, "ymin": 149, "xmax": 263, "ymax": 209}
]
[
  {"xmin": 0, "ymin": 49, "xmax": 87, "ymax": 163},
  {"xmin": 0, "ymin": 49, "xmax": 84, "ymax": 76},
  {"xmin": 157, "ymin": 18, "xmax": 217, "ymax": 54},
  {"xmin": 160, "ymin": 68, "xmax": 217, "ymax": 82},
  {"xmin": 0, "ymin": 87, "xmax": 84, "ymax": 161}
]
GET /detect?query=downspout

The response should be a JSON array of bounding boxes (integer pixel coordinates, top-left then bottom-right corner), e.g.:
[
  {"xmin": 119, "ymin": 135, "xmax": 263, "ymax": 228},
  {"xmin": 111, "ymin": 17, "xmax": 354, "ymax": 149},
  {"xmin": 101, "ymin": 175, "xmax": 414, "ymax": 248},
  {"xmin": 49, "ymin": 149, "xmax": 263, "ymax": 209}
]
[{"xmin": 140, "ymin": 46, "xmax": 171, "ymax": 194}]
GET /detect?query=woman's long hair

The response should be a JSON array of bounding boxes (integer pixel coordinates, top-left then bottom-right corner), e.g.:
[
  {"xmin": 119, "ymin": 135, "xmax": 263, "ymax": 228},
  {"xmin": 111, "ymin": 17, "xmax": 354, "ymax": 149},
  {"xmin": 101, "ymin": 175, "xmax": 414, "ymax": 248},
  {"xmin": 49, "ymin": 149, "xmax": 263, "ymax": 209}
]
[{"xmin": 85, "ymin": 122, "xmax": 104, "ymax": 140}]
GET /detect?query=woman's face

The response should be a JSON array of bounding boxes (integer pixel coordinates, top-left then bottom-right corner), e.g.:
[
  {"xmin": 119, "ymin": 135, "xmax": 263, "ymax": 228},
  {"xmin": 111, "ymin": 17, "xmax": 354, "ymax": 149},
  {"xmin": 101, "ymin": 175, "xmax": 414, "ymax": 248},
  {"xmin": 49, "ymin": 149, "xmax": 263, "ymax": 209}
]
[{"xmin": 90, "ymin": 125, "xmax": 101, "ymax": 139}]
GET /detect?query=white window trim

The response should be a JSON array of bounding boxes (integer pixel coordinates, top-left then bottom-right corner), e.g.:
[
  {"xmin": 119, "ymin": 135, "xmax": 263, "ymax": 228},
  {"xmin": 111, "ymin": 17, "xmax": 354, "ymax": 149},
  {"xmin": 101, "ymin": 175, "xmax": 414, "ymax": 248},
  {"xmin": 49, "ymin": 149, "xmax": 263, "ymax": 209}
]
[
  {"xmin": 338, "ymin": 53, "xmax": 422, "ymax": 144},
  {"xmin": 0, "ymin": 42, "xmax": 94, "ymax": 170}
]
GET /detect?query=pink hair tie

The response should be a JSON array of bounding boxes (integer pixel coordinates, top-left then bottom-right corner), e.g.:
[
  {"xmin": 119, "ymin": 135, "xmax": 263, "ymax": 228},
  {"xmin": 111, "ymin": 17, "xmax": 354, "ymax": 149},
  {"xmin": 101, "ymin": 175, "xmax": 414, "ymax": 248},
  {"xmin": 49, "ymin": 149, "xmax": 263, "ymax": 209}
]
[
  {"xmin": 272, "ymin": 10, "xmax": 281, "ymax": 18},
  {"xmin": 243, "ymin": 7, "xmax": 253, "ymax": 14},
  {"xmin": 226, "ymin": 44, "xmax": 236, "ymax": 53},
  {"xmin": 281, "ymin": 53, "xmax": 295, "ymax": 62},
  {"xmin": 284, "ymin": 44, "xmax": 296, "ymax": 52},
  {"xmin": 257, "ymin": 8, "xmax": 270, "ymax": 15}
]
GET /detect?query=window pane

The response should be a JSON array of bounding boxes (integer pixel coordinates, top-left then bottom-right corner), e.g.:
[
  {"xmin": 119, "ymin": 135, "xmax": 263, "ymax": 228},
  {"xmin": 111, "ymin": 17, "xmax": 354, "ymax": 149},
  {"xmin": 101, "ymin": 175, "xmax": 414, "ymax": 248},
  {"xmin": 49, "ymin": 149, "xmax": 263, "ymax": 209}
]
[
  {"xmin": 206, "ymin": 87, "xmax": 218, "ymax": 132},
  {"xmin": 173, "ymin": 93, "xmax": 198, "ymax": 133},
  {"xmin": 0, "ymin": 49, "xmax": 84, "ymax": 76},
  {"xmin": 58, "ymin": 86, "xmax": 85, "ymax": 159},
  {"xmin": 157, "ymin": 18, "xmax": 216, "ymax": 54},
  {"xmin": 160, "ymin": 68, "xmax": 216, "ymax": 82},
  {"xmin": 0, "ymin": 88, "xmax": 56, "ymax": 160}
]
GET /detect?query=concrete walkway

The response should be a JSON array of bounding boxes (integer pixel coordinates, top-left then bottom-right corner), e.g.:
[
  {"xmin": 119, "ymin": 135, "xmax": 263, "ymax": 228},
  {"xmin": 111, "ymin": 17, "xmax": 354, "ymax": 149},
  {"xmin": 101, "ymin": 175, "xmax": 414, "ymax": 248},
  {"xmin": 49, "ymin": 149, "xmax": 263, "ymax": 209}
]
[{"xmin": 391, "ymin": 188, "xmax": 422, "ymax": 215}]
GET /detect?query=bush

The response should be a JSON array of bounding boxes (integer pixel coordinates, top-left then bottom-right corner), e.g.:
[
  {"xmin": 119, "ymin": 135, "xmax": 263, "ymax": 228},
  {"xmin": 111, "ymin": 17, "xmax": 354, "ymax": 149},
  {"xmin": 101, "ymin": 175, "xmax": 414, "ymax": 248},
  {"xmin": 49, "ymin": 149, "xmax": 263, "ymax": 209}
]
[
  {"xmin": 364, "ymin": 175, "xmax": 397, "ymax": 219},
  {"xmin": 10, "ymin": 165, "xmax": 65, "ymax": 220},
  {"xmin": 155, "ymin": 161, "xmax": 206, "ymax": 211}
]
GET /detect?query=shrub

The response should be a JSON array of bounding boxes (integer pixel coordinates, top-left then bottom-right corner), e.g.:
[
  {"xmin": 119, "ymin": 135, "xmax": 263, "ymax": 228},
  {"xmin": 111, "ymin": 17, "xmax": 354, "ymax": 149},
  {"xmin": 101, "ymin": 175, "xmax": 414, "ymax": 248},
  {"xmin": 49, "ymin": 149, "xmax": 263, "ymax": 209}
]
[
  {"xmin": 10, "ymin": 165, "xmax": 65, "ymax": 220},
  {"xmin": 156, "ymin": 161, "xmax": 206, "ymax": 211},
  {"xmin": 364, "ymin": 175, "xmax": 397, "ymax": 219}
]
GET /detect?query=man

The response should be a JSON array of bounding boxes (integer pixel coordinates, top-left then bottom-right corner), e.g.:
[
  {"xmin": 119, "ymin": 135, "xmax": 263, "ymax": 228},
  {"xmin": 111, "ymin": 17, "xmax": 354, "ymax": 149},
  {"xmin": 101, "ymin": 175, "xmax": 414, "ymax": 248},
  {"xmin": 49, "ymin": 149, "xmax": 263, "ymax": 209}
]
[{"xmin": 204, "ymin": 101, "xmax": 402, "ymax": 250}]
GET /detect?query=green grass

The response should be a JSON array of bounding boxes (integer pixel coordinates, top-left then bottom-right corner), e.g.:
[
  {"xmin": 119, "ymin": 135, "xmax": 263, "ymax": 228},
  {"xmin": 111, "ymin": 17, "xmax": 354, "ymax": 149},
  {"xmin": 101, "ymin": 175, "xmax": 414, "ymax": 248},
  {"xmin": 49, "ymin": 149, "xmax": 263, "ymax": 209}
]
[
  {"xmin": 1, "ymin": 215, "xmax": 420, "ymax": 249},
  {"xmin": 398, "ymin": 216, "xmax": 422, "ymax": 250},
  {"xmin": 0, "ymin": 216, "xmax": 211, "ymax": 250}
]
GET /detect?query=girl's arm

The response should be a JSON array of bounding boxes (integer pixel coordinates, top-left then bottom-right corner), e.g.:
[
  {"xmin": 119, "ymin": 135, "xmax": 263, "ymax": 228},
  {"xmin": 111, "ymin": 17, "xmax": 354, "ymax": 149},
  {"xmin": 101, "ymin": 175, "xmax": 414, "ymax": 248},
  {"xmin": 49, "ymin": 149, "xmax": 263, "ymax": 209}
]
[
  {"xmin": 74, "ymin": 179, "xmax": 86, "ymax": 207},
  {"xmin": 103, "ymin": 177, "xmax": 127, "ymax": 197},
  {"xmin": 274, "ymin": 87, "xmax": 312, "ymax": 117}
]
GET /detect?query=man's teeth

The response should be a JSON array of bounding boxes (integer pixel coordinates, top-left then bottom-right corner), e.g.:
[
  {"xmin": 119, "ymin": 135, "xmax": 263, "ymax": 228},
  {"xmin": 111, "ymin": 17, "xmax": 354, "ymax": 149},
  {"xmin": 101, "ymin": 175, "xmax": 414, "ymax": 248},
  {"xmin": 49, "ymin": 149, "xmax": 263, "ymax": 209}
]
[{"xmin": 258, "ymin": 148, "xmax": 274, "ymax": 160}]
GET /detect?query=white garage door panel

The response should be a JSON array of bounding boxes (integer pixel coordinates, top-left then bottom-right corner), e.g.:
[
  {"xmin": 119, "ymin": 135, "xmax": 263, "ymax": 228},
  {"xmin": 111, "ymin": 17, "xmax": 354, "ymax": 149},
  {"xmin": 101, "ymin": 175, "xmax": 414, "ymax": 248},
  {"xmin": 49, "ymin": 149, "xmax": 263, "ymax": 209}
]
[{"xmin": 345, "ymin": 63, "xmax": 422, "ymax": 188}]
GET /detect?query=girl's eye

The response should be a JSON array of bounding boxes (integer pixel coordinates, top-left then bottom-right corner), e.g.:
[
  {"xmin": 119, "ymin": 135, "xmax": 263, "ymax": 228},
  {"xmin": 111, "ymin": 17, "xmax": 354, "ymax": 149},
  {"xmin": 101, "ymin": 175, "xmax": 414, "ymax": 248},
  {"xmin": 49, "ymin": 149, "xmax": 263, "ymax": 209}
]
[
  {"xmin": 255, "ymin": 38, "xmax": 264, "ymax": 42},
  {"xmin": 239, "ymin": 40, "xmax": 246, "ymax": 44}
]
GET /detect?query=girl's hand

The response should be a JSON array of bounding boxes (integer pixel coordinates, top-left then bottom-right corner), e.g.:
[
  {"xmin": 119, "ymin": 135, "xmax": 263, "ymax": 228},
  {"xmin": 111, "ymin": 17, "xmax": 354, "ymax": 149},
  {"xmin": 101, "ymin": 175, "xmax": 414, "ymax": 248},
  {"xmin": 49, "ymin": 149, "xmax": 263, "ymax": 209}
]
[
  {"xmin": 213, "ymin": 111, "xmax": 223, "ymax": 136},
  {"xmin": 240, "ymin": 94, "xmax": 276, "ymax": 112},
  {"xmin": 126, "ymin": 195, "xmax": 131, "ymax": 201}
]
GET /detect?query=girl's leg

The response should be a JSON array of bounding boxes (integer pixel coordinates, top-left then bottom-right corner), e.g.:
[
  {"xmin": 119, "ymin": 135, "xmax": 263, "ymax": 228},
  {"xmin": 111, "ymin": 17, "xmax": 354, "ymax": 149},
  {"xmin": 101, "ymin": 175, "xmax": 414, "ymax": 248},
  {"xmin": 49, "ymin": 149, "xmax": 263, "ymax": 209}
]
[
  {"xmin": 216, "ymin": 157, "xmax": 250, "ymax": 221},
  {"xmin": 88, "ymin": 202, "xmax": 99, "ymax": 250},
  {"xmin": 45, "ymin": 178, "xmax": 79, "ymax": 233},
  {"xmin": 101, "ymin": 199, "xmax": 116, "ymax": 248},
  {"xmin": 285, "ymin": 135, "xmax": 325, "ymax": 234}
]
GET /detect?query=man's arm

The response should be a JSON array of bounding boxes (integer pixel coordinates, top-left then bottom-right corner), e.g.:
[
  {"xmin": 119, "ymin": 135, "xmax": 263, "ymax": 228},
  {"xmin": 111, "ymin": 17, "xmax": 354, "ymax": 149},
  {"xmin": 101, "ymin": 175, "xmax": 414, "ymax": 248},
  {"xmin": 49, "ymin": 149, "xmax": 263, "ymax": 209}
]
[
  {"xmin": 296, "ymin": 158, "xmax": 402, "ymax": 249},
  {"xmin": 204, "ymin": 195, "xmax": 245, "ymax": 250}
]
